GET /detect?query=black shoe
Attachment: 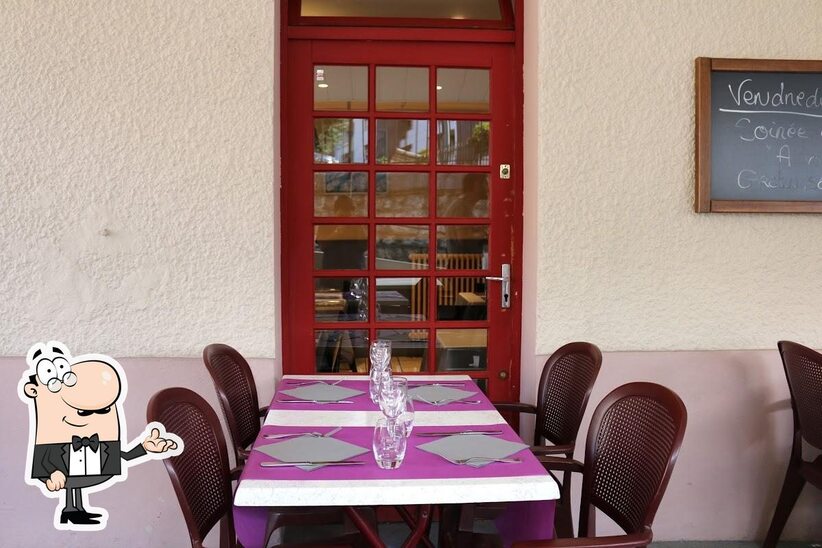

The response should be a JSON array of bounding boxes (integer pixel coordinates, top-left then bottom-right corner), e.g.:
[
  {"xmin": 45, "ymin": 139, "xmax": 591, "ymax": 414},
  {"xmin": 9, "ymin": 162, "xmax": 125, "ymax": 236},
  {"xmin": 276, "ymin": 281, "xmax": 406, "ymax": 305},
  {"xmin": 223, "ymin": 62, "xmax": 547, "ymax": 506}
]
[
  {"xmin": 76, "ymin": 510, "xmax": 102, "ymax": 519},
  {"xmin": 60, "ymin": 511, "xmax": 100, "ymax": 525}
]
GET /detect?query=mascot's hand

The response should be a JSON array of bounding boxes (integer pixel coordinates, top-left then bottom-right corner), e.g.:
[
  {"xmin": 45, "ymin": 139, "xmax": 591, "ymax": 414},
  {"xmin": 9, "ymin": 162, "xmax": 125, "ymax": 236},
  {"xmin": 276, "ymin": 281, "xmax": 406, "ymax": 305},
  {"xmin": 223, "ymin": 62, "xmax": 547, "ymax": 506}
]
[
  {"xmin": 46, "ymin": 470, "xmax": 66, "ymax": 491},
  {"xmin": 142, "ymin": 427, "xmax": 178, "ymax": 453}
]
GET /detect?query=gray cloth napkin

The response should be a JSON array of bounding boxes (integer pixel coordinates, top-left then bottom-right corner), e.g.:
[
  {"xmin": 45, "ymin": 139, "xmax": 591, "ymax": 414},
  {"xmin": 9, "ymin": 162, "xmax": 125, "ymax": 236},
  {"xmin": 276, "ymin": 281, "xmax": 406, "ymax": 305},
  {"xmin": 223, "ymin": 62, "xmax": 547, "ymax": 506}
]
[
  {"xmin": 255, "ymin": 435, "xmax": 369, "ymax": 471},
  {"xmin": 417, "ymin": 434, "xmax": 527, "ymax": 468},
  {"xmin": 279, "ymin": 383, "xmax": 364, "ymax": 402},
  {"xmin": 408, "ymin": 385, "xmax": 476, "ymax": 405}
]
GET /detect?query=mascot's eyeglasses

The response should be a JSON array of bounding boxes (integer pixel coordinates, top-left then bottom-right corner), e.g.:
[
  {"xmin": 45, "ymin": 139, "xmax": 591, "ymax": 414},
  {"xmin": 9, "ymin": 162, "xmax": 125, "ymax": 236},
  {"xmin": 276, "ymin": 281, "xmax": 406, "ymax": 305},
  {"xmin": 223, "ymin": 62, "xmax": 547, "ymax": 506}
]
[{"xmin": 45, "ymin": 371, "xmax": 78, "ymax": 393}]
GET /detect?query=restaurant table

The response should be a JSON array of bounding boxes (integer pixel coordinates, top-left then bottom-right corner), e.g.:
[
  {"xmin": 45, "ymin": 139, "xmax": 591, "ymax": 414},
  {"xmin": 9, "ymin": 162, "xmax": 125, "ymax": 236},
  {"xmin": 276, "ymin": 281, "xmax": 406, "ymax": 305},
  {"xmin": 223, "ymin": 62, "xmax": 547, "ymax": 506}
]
[{"xmin": 233, "ymin": 374, "xmax": 558, "ymax": 548}]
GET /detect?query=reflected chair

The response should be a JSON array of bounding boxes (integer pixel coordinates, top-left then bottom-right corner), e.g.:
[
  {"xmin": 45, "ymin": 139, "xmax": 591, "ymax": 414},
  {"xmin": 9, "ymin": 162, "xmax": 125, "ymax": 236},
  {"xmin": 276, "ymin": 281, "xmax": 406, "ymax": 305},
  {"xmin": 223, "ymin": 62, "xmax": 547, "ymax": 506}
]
[
  {"xmin": 202, "ymin": 343, "xmax": 267, "ymax": 464},
  {"xmin": 763, "ymin": 341, "xmax": 822, "ymax": 548},
  {"xmin": 494, "ymin": 341, "xmax": 603, "ymax": 537},
  {"xmin": 148, "ymin": 388, "xmax": 362, "ymax": 548},
  {"xmin": 515, "ymin": 381, "xmax": 687, "ymax": 547}
]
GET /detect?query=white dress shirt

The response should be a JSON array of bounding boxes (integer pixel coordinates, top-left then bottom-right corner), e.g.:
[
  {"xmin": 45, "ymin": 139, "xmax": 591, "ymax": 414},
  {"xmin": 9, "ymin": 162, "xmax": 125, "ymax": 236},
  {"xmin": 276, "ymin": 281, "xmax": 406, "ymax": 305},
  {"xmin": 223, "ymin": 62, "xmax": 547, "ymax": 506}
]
[{"xmin": 68, "ymin": 444, "xmax": 102, "ymax": 476}]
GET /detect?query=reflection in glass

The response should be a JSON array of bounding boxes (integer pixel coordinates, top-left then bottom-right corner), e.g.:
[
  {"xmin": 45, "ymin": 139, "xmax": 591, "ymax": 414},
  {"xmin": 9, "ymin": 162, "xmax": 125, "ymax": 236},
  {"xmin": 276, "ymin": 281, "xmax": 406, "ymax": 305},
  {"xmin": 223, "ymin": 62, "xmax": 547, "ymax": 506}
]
[
  {"xmin": 436, "ymin": 225, "xmax": 489, "ymax": 266},
  {"xmin": 437, "ymin": 173, "xmax": 489, "ymax": 217},
  {"xmin": 302, "ymin": 0, "xmax": 502, "ymax": 20},
  {"xmin": 376, "ymin": 119, "xmax": 429, "ymax": 164},
  {"xmin": 375, "ymin": 173, "xmax": 429, "ymax": 217},
  {"xmin": 314, "ymin": 118, "xmax": 368, "ymax": 164},
  {"xmin": 377, "ymin": 67, "xmax": 429, "ymax": 112},
  {"xmin": 315, "ymin": 329, "xmax": 369, "ymax": 373},
  {"xmin": 437, "ymin": 68, "xmax": 490, "ymax": 113},
  {"xmin": 314, "ymin": 65, "xmax": 368, "ymax": 111},
  {"xmin": 314, "ymin": 278, "xmax": 368, "ymax": 322},
  {"xmin": 376, "ymin": 225, "xmax": 429, "ymax": 270},
  {"xmin": 376, "ymin": 329, "xmax": 428, "ymax": 373},
  {"xmin": 314, "ymin": 224, "xmax": 368, "ymax": 269},
  {"xmin": 314, "ymin": 172, "xmax": 368, "ymax": 217},
  {"xmin": 436, "ymin": 120, "xmax": 490, "ymax": 165},
  {"xmin": 437, "ymin": 277, "xmax": 486, "ymax": 320},
  {"xmin": 377, "ymin": 277, "xmax": 427, "ymax": 321},
  {"xmin": 436, "ymin": 328, "xmax": 487, "ymax": 371}
]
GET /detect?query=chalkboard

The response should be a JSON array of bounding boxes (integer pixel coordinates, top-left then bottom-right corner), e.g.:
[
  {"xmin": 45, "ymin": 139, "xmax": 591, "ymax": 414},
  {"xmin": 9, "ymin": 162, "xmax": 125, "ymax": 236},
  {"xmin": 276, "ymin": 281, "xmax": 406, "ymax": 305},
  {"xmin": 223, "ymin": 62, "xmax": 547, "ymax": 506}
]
[{"xmin": 696, "ymin": 58, "xmax": 822, "ymax": 213}]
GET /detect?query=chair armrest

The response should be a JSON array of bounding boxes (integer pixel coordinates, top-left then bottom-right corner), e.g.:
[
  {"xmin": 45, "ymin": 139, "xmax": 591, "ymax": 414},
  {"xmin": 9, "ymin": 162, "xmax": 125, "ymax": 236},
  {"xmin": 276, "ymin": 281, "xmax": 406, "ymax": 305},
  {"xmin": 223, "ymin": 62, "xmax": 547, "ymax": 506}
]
[
  {"xmin": 493, "ymin": 402, "xmax": 538, "ymax": 414},
  {"xmin": 229, "ymin": 466, "xmax": 243, "ymax": 482},
  {"xmin": 259, "ymin": 405, "xmax": 268, "ymax": 417},
  {"xmin": 530, "ymin": 444, "xmax": 574, "ymax": 455},
  {"xmin": 513, "ymin": 530, "xmax": 652, "ymax": 548},
  {"xmin": 535, "ymin": 455, "xmax": 584, "ymax": 474}
]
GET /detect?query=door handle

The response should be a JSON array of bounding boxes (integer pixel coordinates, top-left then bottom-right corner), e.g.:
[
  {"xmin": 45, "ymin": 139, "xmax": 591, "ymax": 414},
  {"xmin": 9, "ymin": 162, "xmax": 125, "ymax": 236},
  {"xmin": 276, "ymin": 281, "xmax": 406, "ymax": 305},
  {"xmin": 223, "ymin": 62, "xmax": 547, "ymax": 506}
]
[{"xmin": 484, "ymin": 264, "xmax": 511, "ymax": 309}]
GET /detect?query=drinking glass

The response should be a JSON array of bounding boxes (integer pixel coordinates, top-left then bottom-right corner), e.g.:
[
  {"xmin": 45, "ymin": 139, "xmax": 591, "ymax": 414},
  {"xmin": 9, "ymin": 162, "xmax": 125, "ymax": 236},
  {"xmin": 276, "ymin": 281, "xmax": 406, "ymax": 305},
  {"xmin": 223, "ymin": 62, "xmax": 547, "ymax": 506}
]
[
  {"xmin": 370, "ymin": 367, "xmax": 391, "ymax": 404},
  {"xmin": 397, "ymin": 397, "xmax": 415, "ymax": 437},
  {"xmin": 379, "ymin": 376, "xmax": 408, "ymax": 420},
  {"xmin": 372, "ymin": 417, "xmax": 407, "ymax": 469},
  {"xmin": 369, "ymin": 339, "xmax": 392, "ymax": 403},
  {"xmin": 369, "ymin": 339, "xmax": 392, "ymax": 371}
]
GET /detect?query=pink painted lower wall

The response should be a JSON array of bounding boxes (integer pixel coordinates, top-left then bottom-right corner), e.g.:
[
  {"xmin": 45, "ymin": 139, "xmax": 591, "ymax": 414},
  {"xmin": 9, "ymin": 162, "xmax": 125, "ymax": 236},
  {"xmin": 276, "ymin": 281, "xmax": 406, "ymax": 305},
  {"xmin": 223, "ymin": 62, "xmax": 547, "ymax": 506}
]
[{"xmin": 2, "ymin": 351, "xmax": 820, "ymax": 544}]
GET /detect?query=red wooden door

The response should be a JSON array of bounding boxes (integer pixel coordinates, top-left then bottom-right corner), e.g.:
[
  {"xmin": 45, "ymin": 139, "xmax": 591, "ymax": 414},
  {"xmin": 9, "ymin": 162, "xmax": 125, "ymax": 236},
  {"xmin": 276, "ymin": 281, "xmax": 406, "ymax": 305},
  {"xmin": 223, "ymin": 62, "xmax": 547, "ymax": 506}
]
[{"xmin": 282, "ymin": 39, "xmax": 520, "ymax": 402}]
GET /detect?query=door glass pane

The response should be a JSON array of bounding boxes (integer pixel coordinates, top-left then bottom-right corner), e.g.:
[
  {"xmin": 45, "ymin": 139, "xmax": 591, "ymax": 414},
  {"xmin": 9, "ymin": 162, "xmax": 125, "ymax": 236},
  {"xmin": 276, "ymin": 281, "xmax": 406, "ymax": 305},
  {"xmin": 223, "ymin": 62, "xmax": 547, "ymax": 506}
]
[
  {"xmin": 436, "ymin": 225, "xmax": 489, "ymax": 266},
  {"xmin": 436, "ymin": 328, "xmax": 487, "ymax": 371},
  {"xmin": 376, "ymin": 225, "xmax": 429, "ymax": 270},
  {"xmin": 314, "ymin": 118, "xmax": 368, "ymax": 163},
  {"xmin": 315, "ymin": 329, "xmax": 369, "ymax": 373},
  {"xmin": 377, "ymin": 67, "xmax": 429, "ymax": 112},
  {"xmin": 437, "ymin": 277, "xmax": 486, "ymax": 320},
  {"xmin": 314, "ymin": 172, "xmax": 368, "ymax": 217},
  {"xmin": 301, "ymin": 0, "xmax": 502, "ymax": 20},
  {"xmin": 314, "ymin": 65, "xmax": 368, "ymax": 111},
  {"xmin": 375, "ymin": 172, "xmax": 429, "ymax": 217},
  {"xmin": 437, "ymin": 69, "xmax": 490, "ymax": 113},
  {"xmin": 436, "ymin": 120, "xmax": 490, "ymax": 165},
  {"xmin": 376, "ymin": 119, "xmax": 430, "ymax": 164},
  {"xmin": 377, "ymin": 329, "xmax": 428, "ymax": 373},
  {"xmin": 436, "ymin": 173, "xmax": 489, "ymax": 217},
  {"xmin": 314, "ymin": 278, "xmax": 368, "ymax": 321},
  {"xmin": 314, "ymin": 224, "xmax": 368, "ymax": 269},
  {"xmin": 377, "ymin": 277, "xmax": 428, "ymax": 321}
]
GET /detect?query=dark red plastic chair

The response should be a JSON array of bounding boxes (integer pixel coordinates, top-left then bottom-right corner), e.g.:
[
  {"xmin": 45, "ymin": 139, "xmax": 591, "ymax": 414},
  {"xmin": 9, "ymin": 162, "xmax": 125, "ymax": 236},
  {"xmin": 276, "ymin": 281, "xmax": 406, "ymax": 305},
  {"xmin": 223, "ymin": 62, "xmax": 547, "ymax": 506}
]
[
  {"xmin": 442, "ymin": 342, "xmax": 602, "ymax": 546},
  {"xmin": 516, "ymin": 381, "xmax": 687, "ymax": 548},
  {"xmin": 147, "ymin": 387, "xmax": 241, "ymax": 548},
  {"xmin": 202, "ymin": 343, "xmax": 267, "ymax": 464},
  {"xmin": 763, "ymin": 341, "xmax": 822, "ymax": 548},
  {"xmin": 148, "ymin": 387, "xmax": 362, "ymax": 548},
  {"xmin": 494, "ymin": 341, "xmax": 603, "ymax": 536}
]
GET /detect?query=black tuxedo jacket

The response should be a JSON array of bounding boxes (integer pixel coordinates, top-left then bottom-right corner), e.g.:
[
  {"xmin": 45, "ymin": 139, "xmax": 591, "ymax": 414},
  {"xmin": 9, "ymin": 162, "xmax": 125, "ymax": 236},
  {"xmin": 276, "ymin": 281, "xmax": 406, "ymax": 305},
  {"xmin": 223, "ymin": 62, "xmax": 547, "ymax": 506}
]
[{"xmin": 31, "ymin": 440, "xmax": 147, "ymax": 479}]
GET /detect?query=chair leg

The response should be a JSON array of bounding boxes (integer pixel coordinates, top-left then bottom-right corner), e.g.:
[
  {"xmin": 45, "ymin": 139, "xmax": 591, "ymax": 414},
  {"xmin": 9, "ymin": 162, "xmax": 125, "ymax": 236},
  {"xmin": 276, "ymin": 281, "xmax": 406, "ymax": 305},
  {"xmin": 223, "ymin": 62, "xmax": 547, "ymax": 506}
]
[
  {"xmin": 438, "ymin": 505, "xmax": 460, "ymax": 548},
  {"xmin": 553, "ymin": 470, "xmax": 574, "ymax": 539},
  {"xmin": 763, "ymin": 461, "xmax": 806, "ymax": 548}
]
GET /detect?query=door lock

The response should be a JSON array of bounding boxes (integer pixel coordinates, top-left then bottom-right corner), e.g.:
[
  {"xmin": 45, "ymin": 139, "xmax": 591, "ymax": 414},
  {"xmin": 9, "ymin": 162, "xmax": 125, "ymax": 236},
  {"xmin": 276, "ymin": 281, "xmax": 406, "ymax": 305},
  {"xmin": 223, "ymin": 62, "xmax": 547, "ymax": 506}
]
[
  {"xmin": 485, "ymin": 263, "xmax": 511, "ymax": 309},
  {"xmin": 499, "ymin": 164, "xmax": 511, "ymax": 180}
]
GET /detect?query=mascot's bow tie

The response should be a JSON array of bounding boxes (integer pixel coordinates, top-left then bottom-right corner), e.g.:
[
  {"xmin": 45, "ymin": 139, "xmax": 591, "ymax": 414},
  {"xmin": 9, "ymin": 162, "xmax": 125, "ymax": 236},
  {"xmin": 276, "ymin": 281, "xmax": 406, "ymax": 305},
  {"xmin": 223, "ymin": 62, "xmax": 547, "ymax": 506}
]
[{"xmin": 71, "ymin": 434, "xmax": 100, "ymax": 452}]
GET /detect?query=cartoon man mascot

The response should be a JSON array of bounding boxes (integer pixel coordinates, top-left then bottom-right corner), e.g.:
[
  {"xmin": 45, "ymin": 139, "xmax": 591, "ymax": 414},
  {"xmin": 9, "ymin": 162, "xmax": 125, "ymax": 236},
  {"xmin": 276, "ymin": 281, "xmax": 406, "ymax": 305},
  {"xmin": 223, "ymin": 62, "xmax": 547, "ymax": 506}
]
[{"xmin": 18, "ymin": 341, "xmax": 183, "ymax": 531}]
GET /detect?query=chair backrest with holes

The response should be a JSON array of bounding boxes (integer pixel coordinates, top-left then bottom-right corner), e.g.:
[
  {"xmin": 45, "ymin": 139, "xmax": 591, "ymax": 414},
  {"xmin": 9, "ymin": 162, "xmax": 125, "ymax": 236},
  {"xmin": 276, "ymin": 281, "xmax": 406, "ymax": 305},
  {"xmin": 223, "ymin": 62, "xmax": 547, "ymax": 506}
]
[{"xmin": 579, "ymin": 382, "xmax": 687, "ymax": 538}]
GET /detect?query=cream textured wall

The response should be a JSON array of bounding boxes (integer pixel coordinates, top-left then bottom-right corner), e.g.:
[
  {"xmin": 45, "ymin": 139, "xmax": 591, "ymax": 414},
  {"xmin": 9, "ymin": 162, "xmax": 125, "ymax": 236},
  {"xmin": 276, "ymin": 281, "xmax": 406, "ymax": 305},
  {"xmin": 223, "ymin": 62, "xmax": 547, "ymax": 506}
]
[
  {"xmin": 0, "ymin": 0, "xmax": 277, "ymax": 358},
  {"xmin": 534, "ymin": 0, "xmax": 822, "ymax": 354}
]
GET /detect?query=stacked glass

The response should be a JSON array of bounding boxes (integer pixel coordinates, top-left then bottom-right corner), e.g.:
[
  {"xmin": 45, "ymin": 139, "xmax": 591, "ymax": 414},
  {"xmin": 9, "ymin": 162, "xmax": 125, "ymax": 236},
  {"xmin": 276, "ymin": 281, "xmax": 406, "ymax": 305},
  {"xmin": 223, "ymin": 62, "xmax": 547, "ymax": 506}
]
[
  {"xmin": 369, "ymin": 340, "xmax": 415, "ymax": 469},
  {"xmin": 368, "ymin": 340, "xmax": 392, "ymax": 403}
]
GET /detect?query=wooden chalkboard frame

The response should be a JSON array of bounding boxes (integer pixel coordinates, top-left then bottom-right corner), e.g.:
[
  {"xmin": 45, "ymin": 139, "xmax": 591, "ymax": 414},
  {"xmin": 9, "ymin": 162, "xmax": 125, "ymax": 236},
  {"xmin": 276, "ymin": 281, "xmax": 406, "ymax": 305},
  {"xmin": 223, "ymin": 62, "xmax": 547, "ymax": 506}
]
[{"xmin": 695, "ymin": 57, "xmax": 822, "ymax": 213}]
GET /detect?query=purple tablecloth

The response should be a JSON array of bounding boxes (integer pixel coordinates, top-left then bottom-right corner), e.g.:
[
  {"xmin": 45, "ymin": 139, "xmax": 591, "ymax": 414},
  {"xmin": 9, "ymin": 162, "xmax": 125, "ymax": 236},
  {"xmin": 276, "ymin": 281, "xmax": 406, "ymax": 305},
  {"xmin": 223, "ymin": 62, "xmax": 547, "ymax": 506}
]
[{"xmin": 234, "ymin": 377, "xmax": 555, "ymax": 547}]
